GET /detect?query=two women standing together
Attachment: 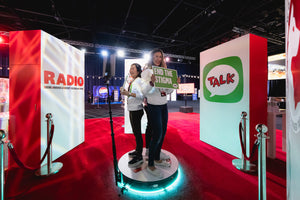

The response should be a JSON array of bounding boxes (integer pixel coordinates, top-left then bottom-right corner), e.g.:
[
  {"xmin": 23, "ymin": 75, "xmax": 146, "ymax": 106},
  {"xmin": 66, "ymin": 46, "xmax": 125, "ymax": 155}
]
[{"xmin": 121, "ymin": 49, "xmax": 177, "ymax": 178}]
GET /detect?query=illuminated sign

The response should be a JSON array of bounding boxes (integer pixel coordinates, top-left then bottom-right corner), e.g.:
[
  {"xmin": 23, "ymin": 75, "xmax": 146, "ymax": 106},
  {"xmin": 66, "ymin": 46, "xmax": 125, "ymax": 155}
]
[{"xmin": 177, "ymin": 83, "xmax": 195, "ymax": 94}]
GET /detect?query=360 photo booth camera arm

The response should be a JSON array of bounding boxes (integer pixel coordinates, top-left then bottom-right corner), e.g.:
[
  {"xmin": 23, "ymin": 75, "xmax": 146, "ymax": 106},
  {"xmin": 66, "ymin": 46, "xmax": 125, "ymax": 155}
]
[{"xmin": 104, "ymin": 73, "xmax": 121, "ymax": 185}]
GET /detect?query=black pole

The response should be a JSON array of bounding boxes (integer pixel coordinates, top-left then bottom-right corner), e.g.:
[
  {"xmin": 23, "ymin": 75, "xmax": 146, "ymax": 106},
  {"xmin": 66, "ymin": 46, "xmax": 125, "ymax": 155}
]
[
  {"xmin": 105, "ymin": 79, "xmax": 120, "ymax": 186},
  {"xmin": 184, "ymin": 75, "xmax": 187, "ymax": 107}
]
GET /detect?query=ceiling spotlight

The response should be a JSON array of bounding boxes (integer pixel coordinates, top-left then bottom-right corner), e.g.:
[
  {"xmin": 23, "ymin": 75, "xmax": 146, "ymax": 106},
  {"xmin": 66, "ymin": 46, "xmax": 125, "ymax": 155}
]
[
  {"xmin": 165, "ymin": 57, "xmax": 170, "ymax": 62},
  {"xmin": 143, "ymin": 53, "xmax": 150, "ymax": 61},
  {"xmin": 101, "ymin": 50, "xmax": 108, "ymax": 57},
  {"xmin": 117, "ymin": 50, "xmax": 125, "ymax": 57},
  {"xmin": 81, "ymin": 48, "xmax": 86, "ymax": 53}
]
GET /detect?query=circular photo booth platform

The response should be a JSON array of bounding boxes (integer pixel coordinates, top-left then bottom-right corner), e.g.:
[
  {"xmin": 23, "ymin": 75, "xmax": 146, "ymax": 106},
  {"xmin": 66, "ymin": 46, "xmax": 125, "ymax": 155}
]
[{"xmin": 118, "ymin": 148, "xmax": 179, "ymax": 190}]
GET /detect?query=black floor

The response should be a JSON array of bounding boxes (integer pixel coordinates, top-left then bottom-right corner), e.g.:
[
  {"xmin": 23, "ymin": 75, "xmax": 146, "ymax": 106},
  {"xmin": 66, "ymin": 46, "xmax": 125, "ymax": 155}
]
[
  {"xmin": 84, "ymin": 99, "xmax": 283, "ymax": 130},
  {"xmin": 84, "ymin": 100, "xmax": 200, "ymax": 119}
]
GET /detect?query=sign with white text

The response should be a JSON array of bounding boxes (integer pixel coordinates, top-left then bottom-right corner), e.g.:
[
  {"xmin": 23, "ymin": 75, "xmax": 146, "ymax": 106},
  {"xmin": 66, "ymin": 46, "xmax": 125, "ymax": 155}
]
[{"xmin": 152, "ymin": 66, "xmax": 178, "ymax": 89}]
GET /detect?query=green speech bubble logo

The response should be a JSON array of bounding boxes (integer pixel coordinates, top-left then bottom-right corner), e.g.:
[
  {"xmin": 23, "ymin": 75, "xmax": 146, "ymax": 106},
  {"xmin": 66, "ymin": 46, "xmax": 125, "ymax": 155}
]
[{"xmin": 203, "ymin": 56, "xmax": 243, "ymax": 103}]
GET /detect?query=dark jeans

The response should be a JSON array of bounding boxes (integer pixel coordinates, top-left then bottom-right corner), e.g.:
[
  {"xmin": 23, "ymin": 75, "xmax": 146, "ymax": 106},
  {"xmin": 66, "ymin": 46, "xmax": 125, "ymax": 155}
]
[
  {"xmin": 144, "ymin": 105, "xmax": 152, "ymax": 149},
  {"xmin": 147, "ymin": 103, "xmax": 168, "ymax": 166},
  {"xmin": 129, "ymin": 109, "xmax": 144, "ymax": 156}
]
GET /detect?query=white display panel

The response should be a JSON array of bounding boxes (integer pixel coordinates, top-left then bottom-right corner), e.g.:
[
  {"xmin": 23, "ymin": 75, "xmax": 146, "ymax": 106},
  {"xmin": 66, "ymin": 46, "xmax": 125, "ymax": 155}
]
[
  {"xmin": 41, "ymin": 31, "xmax": 85, "ymax": 163},
  {"xmin": 124, "ymin": 59, "xmax": 148, "ymax": 134},
  {"xmin": 200, "ymin": 35, "xmax": 250, "ymax": 158},
  {"xmin": 286, "ymin": 0, "xmax": 300, "ymax": 199},
  {"xmin": 170, "ymin": 89, "xmax": 177, "ymax": 101}
]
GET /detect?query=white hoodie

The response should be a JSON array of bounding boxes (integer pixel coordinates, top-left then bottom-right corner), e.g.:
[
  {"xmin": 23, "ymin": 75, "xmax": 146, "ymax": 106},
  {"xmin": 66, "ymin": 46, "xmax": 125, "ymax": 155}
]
[{"xmin": 127, "ymin": 77, "xmax": 144, "ymax": 111}]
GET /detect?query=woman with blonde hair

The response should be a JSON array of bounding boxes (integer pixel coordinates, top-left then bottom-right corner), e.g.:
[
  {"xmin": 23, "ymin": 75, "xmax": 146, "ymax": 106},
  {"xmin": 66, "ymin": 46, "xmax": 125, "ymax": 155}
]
[{"xmin": 141, "ymin": 49, "xmax": 174, "ymax": 178}]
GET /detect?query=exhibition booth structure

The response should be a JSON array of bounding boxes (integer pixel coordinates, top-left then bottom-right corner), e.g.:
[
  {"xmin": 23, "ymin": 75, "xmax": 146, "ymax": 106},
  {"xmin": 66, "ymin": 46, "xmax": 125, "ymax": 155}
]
[
  {"xmin": 177, "ymin": 83, "xmax": 195, "ymax": 113},
  {"xmin": 0, "ymin": 20, "xmax": 295, "ymax": 198},
  {"xmin": 8, "ymin": 30, "xmax": 85, "ymax": 171},
  {"xmin": 92, "ymin": 85, "xmax": 122, "ymax": 104},
  {"xmin": 200, "ymin": 34, "xmax": 267, "ymax": 161}
]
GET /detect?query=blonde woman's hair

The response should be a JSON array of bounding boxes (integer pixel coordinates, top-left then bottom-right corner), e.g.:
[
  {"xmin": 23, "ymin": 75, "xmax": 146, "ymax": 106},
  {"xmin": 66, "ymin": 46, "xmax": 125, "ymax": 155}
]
[{"xmin": 145, "ymin": 48, "xmax": 167, "ymax": 69}]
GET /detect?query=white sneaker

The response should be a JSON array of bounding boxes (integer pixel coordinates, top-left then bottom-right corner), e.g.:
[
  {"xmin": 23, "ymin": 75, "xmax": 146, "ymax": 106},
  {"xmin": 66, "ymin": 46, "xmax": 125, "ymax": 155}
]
[
  {"xmin": 160, "ymin": 151, "xmax": 170, "ymax": 160},
  {"xmin": 128, "ymin": 156, "xmax": 143, "ymax": 168},
  {"xmin": 147, "ymin": 166, "xmax": 163, "ymax": 178},
  {"xmin": 155, "ymin": 160, "xmax": 171, "ymax": 167}
]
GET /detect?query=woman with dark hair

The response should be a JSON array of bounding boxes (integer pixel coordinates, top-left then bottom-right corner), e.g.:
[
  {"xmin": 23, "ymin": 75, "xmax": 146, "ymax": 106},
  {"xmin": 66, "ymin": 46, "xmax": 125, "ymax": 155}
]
[
  {"xmin": 121, "ymin": 63, "xmax": 144, "ymax": 168},
  {"xmin": 141, "ymin": 49, "xmax": 175, "ymax": 178}
]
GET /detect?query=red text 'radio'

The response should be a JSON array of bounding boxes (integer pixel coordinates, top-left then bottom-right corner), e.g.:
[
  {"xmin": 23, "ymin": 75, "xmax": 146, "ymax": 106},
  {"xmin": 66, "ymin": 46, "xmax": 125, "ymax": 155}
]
[{"xmin": 44, "ymin": 70, "xmax": 84, "ymax": 86}]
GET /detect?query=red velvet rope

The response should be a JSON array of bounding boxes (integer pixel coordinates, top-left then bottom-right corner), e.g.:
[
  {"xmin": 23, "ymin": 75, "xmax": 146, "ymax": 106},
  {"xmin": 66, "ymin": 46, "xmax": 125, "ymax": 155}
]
[
  {"xmin": 239, "ymin": 121, "xmax": 259, "ymax": 161},
  {"xmin": 8, "ymin": 124, "xmax": 55, "ymax": 170}
]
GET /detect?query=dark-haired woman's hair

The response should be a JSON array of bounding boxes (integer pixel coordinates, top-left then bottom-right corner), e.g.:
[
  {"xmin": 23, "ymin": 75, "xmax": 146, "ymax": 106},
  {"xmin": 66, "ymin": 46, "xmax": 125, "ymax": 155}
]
[
  {"xmin": 146, "ymin": 48, "xmax": 166, "ymax": 69},
  {"xmin": 132, "ymin": 63, "xmax": 142, "ymax": 78}
]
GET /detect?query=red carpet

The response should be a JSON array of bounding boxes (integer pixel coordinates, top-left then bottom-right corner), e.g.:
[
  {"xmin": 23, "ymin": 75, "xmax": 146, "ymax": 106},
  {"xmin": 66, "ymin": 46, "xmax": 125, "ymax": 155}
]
[
  {"xmin": 276, "ymin": 129, "xmax": 286, "ymax": 162},
  {"xmin": 5, "ymin": 112, "xmax": 286, "ymax": 200}
]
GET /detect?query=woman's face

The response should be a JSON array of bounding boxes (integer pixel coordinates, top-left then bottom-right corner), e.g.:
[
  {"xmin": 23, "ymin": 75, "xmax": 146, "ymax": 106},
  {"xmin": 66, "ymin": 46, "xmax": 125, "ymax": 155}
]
[
  {"xmin": 130, "ymin": 64, "xmax": 138, "ymax": 78},
  {"xmin": 152, "ymin": 51, "xmax": 163, "ymax": 66}
]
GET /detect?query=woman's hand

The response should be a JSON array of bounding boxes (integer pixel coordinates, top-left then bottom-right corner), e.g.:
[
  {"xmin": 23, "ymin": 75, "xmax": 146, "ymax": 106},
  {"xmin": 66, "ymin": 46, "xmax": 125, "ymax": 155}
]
[
  {"xmin": 120, "ymin": 89, "xmax": 129, "ymax": 96},
  {"xmin": 177, "ymin": 77, "xmax": 181, "ymax": 84},
  {"xmin": 120, "ymin": 89, "xmax": 135, "ymax": 97},
  {"xmin": 151, "ymin": 74, "xmax": 156, "ymax": 83}
]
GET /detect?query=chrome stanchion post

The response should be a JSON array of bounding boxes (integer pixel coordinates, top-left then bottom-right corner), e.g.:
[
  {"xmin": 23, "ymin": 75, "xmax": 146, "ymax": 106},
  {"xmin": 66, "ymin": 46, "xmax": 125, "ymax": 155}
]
[
  {"xmin": 35, "ymin": 113, "xmax": 63, "ymax": 177},
  {"xmin": 256, "ymin": 124, "xmax": 269, "ymax": 200},
  {"xmin": 232, "ymin": 111, "xmax": 256, "ymax": 172},
  {"xmin": 0, "ymin": 130, "xmax": 5, "ymax": 200}
]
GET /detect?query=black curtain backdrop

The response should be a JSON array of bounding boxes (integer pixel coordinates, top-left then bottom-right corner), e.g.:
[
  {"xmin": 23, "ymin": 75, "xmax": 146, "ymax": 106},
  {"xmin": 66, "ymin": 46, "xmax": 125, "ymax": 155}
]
[
  {"xmin": 83, "ymin": 54, "xmax": 200, "ymax": 102},
  {"xmin": 268, "ymin": 79, "xmax": 286, "ymax": 97},
  {"xmin": 1, "ymin": 47, "xmax": 200, "ymax": 102},
  {"xmin": 0, "ymin": 45, "xmax": 9, "ymax": 77}
]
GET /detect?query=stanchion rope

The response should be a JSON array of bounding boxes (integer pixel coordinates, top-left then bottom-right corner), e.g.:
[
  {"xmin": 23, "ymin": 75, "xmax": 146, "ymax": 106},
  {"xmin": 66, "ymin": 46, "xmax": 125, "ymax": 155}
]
[
  {"xmin": 239, "ymin": 120, "xmax": 259, "ymax": 160},
  {"xmin": 7, "ymin": 124, "xmax": 55, "ymax": 171}
]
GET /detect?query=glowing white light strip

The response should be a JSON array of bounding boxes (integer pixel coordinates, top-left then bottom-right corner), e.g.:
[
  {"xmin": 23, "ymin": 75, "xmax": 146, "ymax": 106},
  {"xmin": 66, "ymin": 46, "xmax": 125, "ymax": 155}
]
[{"xmin": 117, "ymin": 166, "xmax": 184, "ymax": 196}]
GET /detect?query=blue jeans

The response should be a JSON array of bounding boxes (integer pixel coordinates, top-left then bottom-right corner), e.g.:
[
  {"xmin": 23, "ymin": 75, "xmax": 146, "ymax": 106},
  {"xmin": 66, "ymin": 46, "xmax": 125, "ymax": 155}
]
[
  {"xmin": 147, "ymin": 103, "xmax": 168, "ymax": 166},
  {"xmin": 144, "ymin": 105, "xmax": 152, "ymax": 149}
]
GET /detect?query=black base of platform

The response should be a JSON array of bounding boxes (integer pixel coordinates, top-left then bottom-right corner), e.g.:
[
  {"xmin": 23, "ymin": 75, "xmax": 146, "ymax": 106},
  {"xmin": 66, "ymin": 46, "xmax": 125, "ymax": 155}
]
[{"xmin": 179, "ymin": 106, "xmax": 193, "ymax": 113}]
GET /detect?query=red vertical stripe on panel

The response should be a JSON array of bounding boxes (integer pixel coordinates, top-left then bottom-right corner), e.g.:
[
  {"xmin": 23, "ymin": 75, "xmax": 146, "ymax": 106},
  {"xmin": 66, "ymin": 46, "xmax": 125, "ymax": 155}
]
[
  {"xmin": 9, "ymin": 30, "xmax": 41, "ymax": 168},
  {"xmin": 249, "ymin": 34, "xmax": 268, "ymax": 162}
]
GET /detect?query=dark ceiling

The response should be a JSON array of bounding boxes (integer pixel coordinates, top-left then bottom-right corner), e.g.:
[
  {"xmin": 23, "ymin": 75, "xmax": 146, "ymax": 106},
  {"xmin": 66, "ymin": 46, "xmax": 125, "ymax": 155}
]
[{"xmin": 0, "ymin": 0, "xmax": 285, "ymax": 61}]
